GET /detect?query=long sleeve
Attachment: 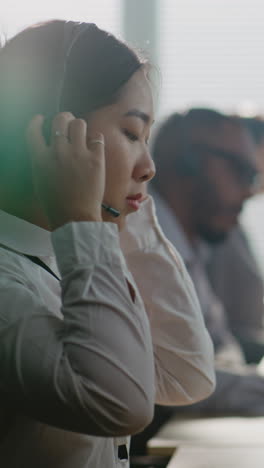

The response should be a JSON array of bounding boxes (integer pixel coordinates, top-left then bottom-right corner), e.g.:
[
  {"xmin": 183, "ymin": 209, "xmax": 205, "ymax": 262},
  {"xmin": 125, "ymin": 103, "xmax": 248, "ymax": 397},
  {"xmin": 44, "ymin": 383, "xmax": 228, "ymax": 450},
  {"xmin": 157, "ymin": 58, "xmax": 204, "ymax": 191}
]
[
  {"xmin": 120, "ymin": 196, "xmax": 215, "ymax": 406},
  {"xmin": 208, "ymin": 225, "xmax": 264, "ymax": 340},
  {"xmin": 0, "ymin": 221, "xmax": 155, "ymax": 436},
  {"xmin": 182, "ymin": 367, "xmax": 264, "ymax": 415}
]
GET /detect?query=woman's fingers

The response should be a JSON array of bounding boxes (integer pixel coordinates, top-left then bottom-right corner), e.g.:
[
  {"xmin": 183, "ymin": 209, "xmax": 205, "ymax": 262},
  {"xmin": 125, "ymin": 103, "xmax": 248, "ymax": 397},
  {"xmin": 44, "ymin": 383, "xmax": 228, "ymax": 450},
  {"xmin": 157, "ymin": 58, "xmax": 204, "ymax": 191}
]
[
  {"xmin": 88, "ymin": 133, "xmax": 105, "ymax": 159},
  {"xmin": 88, "ymin": 134, "xmax": 105, "ymax": 149},
  {"xmin": 51, "ymin": 112, "xmax": 75, "ymax": 152},
  {"xmin": 26, "ymin": 114, "xmax": 46, "ymax": 156},
  {"xmin": 28, "ymin": 113, "xmax": 105, "ymax": 161},
  {"xmin": 68, "ymin": 118, "xmax": 87, "ymax": 151},
  {"xmin": 27, "ymin": 112, "xmax": 75, "ymax": 161},
  {"xmin": 26, "ymin": 113, "xmax": 106, "ymax": 229}
]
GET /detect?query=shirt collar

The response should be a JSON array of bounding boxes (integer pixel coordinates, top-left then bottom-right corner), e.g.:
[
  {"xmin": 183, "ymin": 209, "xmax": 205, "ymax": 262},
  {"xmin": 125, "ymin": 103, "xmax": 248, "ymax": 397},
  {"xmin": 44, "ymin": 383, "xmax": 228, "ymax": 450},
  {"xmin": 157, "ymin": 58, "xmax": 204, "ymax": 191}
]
[
  {"xmin": 0, "ymin": 209, "xmax": 54, "ymax": 257},
  {"xmin": 150, "ymin": 188, "xmax": 196, "ymax": 265}
]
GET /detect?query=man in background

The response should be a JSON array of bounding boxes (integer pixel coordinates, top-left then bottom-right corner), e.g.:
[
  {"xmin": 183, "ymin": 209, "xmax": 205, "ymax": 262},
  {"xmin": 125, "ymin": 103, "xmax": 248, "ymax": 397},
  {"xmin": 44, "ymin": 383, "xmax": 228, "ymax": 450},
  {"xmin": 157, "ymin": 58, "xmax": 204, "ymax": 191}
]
[
  {"xmin": 208, "ymin": 116, "xmax": 264, "ymax": 363},
  {"xmin": 131, "ymin": 109, "xmax": 264, "ymax": 456}
]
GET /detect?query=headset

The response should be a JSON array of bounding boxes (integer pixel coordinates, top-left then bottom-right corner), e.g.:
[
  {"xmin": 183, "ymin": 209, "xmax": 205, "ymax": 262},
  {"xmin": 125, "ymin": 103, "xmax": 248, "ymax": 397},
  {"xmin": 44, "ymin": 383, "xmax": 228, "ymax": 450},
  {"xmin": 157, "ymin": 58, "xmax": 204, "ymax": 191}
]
[{"xmin": 43, "ymin": 22, "xmax": 120, "ymax": 218}]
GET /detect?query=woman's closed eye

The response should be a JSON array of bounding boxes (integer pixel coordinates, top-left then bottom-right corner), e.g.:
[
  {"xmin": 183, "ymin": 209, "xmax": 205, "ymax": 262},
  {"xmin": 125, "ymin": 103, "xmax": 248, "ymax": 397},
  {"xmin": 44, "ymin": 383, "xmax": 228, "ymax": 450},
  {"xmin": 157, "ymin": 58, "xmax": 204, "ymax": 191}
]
[
  {"xmin": 123, "ymin": 128, "xmax": 139, "ymax": 142},
  {"xmin": 123, "ymin": 128, "xmax": 149, "ymax": 145}
]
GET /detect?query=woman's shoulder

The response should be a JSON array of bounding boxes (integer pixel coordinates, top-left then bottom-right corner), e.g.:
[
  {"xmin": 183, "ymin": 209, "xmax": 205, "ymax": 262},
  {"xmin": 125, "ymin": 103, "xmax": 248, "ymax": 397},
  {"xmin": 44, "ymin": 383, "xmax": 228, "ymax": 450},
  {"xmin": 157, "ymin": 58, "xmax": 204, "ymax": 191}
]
[{"xmin": 0, "ymin": 246, "xmax": 35, "ymax": 286}]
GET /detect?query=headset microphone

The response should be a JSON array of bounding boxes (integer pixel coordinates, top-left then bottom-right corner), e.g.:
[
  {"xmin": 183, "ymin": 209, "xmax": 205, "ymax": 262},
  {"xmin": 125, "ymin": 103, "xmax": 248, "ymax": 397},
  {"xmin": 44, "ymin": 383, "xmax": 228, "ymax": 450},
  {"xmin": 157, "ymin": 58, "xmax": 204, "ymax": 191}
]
[{"xmin": 101, "ymin": 204, "xmax": 120, "ymax": 218}]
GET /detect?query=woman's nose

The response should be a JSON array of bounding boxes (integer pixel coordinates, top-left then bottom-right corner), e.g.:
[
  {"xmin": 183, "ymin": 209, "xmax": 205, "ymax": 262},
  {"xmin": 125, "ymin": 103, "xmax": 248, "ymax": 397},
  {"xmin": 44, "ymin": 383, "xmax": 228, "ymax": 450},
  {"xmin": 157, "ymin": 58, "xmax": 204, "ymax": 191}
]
[{"xmin": 134, "ymin": 151, "xmax": 156, "ymax": 183}]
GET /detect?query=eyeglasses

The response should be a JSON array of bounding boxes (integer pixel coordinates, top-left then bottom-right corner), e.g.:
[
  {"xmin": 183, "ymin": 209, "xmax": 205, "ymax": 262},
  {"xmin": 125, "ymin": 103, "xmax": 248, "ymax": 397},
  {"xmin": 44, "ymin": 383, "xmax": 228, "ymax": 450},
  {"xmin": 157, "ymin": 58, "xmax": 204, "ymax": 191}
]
[{"xmin": 190, "ymin": 142, "xmax": 259, "ymax": 189}]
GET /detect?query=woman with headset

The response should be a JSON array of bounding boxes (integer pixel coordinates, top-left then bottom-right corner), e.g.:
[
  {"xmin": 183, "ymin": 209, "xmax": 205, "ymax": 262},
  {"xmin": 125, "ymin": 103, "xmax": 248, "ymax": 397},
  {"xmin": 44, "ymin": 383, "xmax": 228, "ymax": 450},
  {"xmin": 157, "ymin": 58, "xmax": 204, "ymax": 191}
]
[{"xmin": 0, "ymin": 20, "xmax": 215, "ymax": 467}]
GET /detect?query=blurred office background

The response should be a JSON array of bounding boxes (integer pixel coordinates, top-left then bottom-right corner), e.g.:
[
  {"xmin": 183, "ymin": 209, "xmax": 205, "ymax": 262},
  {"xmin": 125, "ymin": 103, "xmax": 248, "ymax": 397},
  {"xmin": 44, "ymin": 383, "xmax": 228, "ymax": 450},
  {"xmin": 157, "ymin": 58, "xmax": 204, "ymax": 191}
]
[{"xmin": 2, "ymin": 0, "xmax": 264, "ymax": 274}]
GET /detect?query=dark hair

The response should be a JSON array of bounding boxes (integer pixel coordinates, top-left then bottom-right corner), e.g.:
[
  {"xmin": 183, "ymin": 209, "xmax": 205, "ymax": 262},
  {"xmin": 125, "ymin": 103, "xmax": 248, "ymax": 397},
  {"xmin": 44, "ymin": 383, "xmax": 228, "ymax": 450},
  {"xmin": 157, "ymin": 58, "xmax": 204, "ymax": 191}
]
[
  {"xmin": 238, "ymin": 116, "xmax": 264, "ymax": 145},
  {"xmin": 0, "ymin": 20, "xmax": 146, "ymax": 193},
  {"xmin": 152, "ymin": 107, "xmax": 242, "ymax": 187}
]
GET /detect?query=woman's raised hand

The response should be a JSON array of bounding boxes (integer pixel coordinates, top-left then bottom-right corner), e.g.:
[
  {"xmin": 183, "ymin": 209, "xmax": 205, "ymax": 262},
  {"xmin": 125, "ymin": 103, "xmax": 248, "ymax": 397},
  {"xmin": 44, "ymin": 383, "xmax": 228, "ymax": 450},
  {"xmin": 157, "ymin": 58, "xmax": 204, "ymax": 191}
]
[{"xmin": 27, "ymin": 112, "xmax": 105, "ymax": 230}]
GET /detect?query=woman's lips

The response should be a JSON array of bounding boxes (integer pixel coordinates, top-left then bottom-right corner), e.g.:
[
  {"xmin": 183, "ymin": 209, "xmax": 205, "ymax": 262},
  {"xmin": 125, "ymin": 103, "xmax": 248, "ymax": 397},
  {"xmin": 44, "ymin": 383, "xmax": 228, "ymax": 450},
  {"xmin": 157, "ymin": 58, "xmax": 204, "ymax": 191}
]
[
  {"xmin": 126, "ymin": 199, "xmax": 140, "ymax": 210},
  {"xmin": 126, "ymin": 193, "xmax": 143, "ymax": 211}
]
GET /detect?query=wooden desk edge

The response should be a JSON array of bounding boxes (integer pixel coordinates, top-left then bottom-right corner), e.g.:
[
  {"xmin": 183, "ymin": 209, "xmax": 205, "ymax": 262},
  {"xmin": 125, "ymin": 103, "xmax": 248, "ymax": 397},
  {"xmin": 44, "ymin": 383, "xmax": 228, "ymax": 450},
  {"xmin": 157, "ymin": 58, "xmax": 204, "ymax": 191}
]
[{"xmin": 147, "ymin": 438, "xmax": 180, "ymax": 456}]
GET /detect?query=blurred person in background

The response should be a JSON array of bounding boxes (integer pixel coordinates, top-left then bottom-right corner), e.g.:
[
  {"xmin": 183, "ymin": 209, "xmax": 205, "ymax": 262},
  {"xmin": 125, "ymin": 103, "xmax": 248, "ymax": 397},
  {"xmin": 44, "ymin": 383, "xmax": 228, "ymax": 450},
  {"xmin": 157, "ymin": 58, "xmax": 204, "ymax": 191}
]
[
  {"xmin": 131, "ymin": 108, "xmax": 264, "ymax": 456},
  {"xmin": 208, "ymin": 115, "xmax": 264, "ymax": 364}
]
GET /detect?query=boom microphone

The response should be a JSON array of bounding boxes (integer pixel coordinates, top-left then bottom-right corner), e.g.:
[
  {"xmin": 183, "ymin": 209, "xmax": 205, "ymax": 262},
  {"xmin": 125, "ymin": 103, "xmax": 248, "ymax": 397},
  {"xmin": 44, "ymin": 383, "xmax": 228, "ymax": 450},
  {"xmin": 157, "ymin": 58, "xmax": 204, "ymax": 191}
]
[{"xmin": 101, "ymin": 203, "xmax": 120, "ymax": 218}]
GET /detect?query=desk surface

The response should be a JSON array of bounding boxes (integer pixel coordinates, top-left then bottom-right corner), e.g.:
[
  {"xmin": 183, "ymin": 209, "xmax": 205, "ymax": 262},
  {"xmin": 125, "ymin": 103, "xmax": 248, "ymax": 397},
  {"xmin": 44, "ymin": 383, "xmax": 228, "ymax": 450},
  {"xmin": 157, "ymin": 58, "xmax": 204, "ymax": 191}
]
[
  {"xmin": 167, "ymin": 446, "xmax": 264, "ymax": 468},
  {"xmin": 148, "ymin": 414, "xmax": 264, "ymax": 456}
]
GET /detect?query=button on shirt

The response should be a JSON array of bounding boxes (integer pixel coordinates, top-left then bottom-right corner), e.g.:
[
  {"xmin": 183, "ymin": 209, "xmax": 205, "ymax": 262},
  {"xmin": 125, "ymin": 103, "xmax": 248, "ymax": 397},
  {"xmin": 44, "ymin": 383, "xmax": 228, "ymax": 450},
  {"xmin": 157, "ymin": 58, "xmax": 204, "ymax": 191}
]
[{"xmin": 0, "ymin": 197, "xmax": 215, "ymax": 467}]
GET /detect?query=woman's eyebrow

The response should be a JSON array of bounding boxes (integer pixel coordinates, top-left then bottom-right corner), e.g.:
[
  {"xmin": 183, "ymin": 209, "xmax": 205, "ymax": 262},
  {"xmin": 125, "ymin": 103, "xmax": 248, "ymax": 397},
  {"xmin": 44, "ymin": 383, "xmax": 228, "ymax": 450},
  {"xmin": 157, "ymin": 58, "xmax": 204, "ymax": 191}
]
[{"xmin": 124, "ymin": 109, "xmax": 151, "ymax": 124}]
